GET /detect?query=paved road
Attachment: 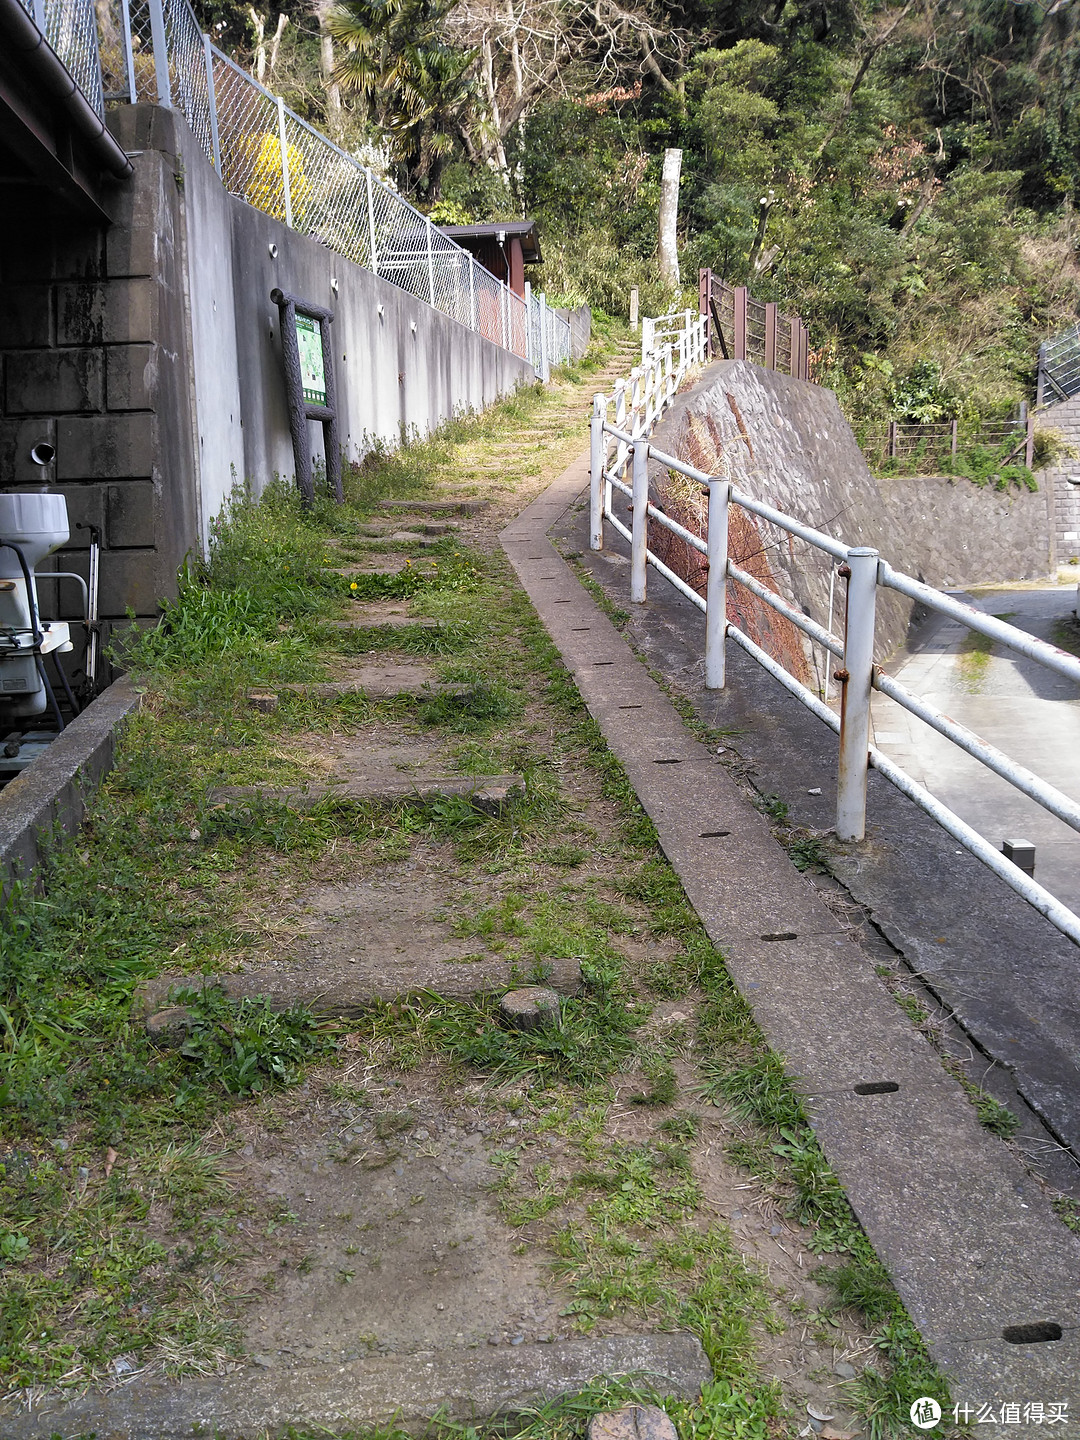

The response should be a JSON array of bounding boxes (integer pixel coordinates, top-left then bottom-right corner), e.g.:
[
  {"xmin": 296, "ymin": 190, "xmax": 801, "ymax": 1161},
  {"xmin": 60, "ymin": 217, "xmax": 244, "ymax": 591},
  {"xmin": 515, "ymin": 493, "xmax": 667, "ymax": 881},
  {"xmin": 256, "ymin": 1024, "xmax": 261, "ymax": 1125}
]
[{"xmin": 872, "ymin": 586, "xmax": 1080, "ymax": 916}]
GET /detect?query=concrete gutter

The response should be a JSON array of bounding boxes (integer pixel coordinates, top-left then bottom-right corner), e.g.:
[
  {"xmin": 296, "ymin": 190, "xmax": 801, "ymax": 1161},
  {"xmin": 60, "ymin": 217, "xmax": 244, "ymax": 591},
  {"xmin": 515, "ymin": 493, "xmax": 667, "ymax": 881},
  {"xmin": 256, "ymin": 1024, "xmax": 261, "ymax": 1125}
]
[
  {"xmin": 0, "ymin": 0, "xmax": 134, "ymax": 179},
  {"xmin": 502, "ymin": 451, "xmax": 1080, "ymax": 1421},
  {"xmin": 0, "ymin": 677, "xmax": 141, "ymax": 892}
]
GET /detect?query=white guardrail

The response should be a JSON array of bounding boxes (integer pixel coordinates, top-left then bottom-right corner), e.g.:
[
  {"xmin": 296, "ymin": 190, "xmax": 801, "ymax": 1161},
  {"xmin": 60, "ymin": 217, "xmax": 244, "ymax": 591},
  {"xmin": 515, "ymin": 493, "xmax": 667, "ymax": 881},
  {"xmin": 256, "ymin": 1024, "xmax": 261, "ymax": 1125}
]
[
  {"xmin": 18, "ymin": 0, "xmax": 570, "ymax": 378},
  {"xmin": 590, "ymin": 326, "xmax": 1080, "ymax": 948}
]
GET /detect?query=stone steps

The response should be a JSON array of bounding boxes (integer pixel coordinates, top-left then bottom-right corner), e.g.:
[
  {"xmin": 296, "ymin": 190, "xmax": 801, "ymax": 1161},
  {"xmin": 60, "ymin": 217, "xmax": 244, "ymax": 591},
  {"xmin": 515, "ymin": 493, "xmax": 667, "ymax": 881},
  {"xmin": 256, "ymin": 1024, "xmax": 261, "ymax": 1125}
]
[
  {"xmin": 0, "ymin": 1335, "xmax": 711, "ymax": 1439},
  {"xmin": 210, "ymin": 773, "xmax": 523, "ymax": 811},
  {"xmin": 377, "ymin": 498, "xmax": 489, "ymax": 516},
  {"xmin": 139, "ymin": 952, "xmax": 582, "ymax": 1021}
]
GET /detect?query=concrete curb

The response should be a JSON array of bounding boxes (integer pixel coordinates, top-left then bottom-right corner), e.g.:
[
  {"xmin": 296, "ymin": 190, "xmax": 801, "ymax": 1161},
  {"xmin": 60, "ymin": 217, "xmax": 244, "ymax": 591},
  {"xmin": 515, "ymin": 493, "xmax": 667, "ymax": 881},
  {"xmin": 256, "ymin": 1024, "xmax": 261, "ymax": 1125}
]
[
  {"xmin": 501, "ymin": 451, "xmax": 1080, "ymax": 1421},
  {"xmin": 0, "ymin": 1334, "xmax": 712, "ymax": 1439},
  {"xmin": 0, "ymin": 677, "xmax": 141, "ymax": 892}
]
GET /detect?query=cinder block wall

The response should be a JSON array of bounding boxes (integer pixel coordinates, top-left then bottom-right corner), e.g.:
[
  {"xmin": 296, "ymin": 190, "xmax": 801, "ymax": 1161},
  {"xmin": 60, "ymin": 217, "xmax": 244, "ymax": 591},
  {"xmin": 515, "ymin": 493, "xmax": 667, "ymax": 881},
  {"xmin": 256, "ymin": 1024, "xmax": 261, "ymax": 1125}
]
[{"xmin": 0, "ymin": 107, "xmax": 198, "ymax": 649}]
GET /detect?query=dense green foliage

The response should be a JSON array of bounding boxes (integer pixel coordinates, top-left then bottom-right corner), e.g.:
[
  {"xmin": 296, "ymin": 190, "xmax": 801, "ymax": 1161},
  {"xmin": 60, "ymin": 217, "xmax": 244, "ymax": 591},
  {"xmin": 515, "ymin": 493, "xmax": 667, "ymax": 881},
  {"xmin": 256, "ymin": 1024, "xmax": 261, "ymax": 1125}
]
[{"xmin": 200, "ymin": 0, "xmax": 1080, "ymax": 423}]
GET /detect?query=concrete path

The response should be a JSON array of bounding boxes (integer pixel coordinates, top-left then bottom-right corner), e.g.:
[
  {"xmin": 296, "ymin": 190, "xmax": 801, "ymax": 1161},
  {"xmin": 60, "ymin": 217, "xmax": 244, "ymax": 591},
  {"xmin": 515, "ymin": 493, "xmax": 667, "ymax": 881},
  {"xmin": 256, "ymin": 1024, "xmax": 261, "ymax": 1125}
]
[
  {"xmin": 872, "ymin": 587, "xmax": 1080, "ymax": 913},
  {"xmin": 504, "ymin": 454, "xmax": 1080, "ymax": 1422}
]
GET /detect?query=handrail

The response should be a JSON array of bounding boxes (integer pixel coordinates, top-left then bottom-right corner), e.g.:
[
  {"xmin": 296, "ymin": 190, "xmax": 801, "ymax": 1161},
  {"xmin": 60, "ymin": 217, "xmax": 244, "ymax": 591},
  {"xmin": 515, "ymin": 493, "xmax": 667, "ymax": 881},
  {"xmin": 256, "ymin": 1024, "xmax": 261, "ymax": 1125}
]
[{"xmin": 589, "ymin": 402, "xmax": 1080, "ymax": 950}]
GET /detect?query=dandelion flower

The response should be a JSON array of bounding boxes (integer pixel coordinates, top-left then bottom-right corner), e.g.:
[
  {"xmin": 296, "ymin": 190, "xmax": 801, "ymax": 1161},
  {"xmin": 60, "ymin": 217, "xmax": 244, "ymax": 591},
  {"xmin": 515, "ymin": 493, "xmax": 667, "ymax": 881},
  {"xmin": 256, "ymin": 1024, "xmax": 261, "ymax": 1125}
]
[{"xmin": 350, "ymin": 581, "xmax": 358, "ymax": 590}]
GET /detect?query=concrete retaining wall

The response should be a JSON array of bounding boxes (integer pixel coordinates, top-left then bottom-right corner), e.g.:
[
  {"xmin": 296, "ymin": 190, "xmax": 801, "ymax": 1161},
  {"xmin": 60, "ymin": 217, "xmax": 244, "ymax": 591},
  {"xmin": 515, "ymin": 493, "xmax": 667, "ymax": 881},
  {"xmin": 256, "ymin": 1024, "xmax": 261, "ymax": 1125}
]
[
  {"xmin": 649, "ymin": 360, "xmax": 1053, "ymax": 662},
  {"xmin": 0, "ymin": 103, "xmax": 533, "ymax": 641},
  {"xmin": 175, "ymin": 112, "xmax": 533, "ymax": 547},
  {"xmin": 555, "ymin": 305, "xmax": 591, "ymax": 361}
]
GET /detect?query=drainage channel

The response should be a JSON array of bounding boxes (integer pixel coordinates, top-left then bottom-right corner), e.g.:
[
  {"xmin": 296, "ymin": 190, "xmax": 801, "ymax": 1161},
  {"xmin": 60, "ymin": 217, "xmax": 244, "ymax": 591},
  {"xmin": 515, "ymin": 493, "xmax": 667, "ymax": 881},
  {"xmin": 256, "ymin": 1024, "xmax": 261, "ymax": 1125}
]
[{"xmin": 503, "ymin": 451, "xmax": 1080, "ymax": 1414}]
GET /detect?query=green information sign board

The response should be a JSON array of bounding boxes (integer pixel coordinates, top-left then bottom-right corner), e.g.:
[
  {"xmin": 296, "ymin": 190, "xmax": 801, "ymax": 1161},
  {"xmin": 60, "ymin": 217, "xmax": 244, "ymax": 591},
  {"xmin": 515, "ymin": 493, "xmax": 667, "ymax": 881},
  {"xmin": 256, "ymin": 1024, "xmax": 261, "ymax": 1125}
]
[{"xmin": 296, "ymin": 312, "xmax": 327, "ymax": 406}]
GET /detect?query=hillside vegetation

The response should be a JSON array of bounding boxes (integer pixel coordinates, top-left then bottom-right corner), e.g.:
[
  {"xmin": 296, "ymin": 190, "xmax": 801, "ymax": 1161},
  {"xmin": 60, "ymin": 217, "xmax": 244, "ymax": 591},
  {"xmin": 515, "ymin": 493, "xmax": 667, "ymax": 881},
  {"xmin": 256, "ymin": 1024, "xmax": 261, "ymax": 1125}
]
[{"xmin": 200, "ymin": 0, "xmax": 1080, "ymax": 423}]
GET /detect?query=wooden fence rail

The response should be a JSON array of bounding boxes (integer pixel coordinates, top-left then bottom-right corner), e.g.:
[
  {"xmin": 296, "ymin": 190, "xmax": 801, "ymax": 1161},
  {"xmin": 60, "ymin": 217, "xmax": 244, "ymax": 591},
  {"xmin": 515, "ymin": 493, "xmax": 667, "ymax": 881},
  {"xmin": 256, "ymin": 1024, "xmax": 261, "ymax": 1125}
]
[{"xmin": 698, "ymin": 269, "xmax": 809, "ymax": 381}]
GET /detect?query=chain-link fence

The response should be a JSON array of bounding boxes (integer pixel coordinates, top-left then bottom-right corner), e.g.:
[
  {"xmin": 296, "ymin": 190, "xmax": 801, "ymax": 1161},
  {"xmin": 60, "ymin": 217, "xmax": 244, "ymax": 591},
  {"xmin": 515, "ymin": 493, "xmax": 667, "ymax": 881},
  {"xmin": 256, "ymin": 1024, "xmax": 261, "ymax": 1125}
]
[
  {"xmin": 20, "ymin": 0, "xmax": 570, "ymax": 375},
  {"xmin": 20, "ymin": 0, "xmax": 105, "ymax": 116}
]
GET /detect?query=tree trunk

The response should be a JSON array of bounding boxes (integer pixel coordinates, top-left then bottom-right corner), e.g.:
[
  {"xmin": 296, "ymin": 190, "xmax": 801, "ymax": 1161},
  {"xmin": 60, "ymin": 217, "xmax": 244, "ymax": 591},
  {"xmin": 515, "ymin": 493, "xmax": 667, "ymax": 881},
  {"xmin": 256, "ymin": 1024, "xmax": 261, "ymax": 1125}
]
[
  {"xmin": 658, "ymin": 148, "xmax": 682, "ymax": 289},
  {"xmin": 314, "ymin": 0, "xmax": 343, "ymax": 136}
]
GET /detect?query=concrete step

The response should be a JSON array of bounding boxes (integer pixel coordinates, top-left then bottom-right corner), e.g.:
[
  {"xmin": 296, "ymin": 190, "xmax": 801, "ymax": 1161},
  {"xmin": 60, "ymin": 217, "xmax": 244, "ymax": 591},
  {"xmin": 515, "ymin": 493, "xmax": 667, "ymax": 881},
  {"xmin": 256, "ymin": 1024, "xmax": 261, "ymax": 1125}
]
[
  {"xmin": 210, "ymin": 773, "xmax": 523, "ymax": 811},
  {"xmin": 352, "ymin": 532, "xmax": 446, "ymax": 548},
  {"xmin": 0, "ymin": 1335, "xmax": 711, "ymax": 1439},
  {"xmin": 377, "ymin": 498, "xmax": 489, "ymax": 516},
  {"xmin": 138, "ymin": 951, "xmax": 583, "ymax": 1019},
  {"xmin": 356, "ymin": 520, "xmax": 459, "ymax": 537},
  {"xmin": 246, "ymin": 662, "xmax": 467, "ymax": 703}
]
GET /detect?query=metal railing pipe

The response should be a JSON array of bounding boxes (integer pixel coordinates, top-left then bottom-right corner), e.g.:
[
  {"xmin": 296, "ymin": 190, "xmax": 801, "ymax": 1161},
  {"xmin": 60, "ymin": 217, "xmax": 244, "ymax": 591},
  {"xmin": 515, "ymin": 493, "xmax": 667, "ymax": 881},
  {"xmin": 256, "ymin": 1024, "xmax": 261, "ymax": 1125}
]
[
  {"xmin": 879, "ymin": 564, "xmax": 1080, "ymax": 686},
  {"xmin": 730, "ymin": 624, "xmax": 840, "ymax": 733},
  {"xmin": 730, "ymin": 489, "xmax": 851, "ymax": 561},
  {"xmin": 647, "ymin": 551, "xmax": 706, "ymax": 609},
  {"xmin": 147, "ymin": 0, "xmax": 172, "ymax": 107},
  {"xmin": 630, "ymin": 440, "xmax": 649, "ymax": 604},
  {"xmin": 874, "ymin": 669, "xmax": 1080, "ymax": 834},
  {"xmin": 276, "ymin": 98, "xmax": 293, "ymax": 228},
  {"xmin": 705, "ymin": 480, "xmax": 729, "ymax": 688},
  {"xmin": 727, "ymin": 561, "xmax": 844, "ymax": 656},
  {"xmin": 645, "ymin": 501, "xmax": 707, "ymax": 554},
  {"xmin": 836, "ymin": 547, "xmax": 878, "ymax": 841},
  {"xmin": 868, "ymin": 745, "xmax": 1080, "ymax": 947}
]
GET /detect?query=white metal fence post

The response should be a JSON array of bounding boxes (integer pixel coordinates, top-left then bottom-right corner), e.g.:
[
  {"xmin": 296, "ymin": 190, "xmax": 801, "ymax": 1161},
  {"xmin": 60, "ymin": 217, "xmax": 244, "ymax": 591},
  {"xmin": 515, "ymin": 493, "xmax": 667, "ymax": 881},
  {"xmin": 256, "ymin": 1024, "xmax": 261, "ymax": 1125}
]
[
  {"xmin": 539, "ymin": 292, "xmax": 551, "ymax": 383},
  {"xmin": 147, "ymin": 0, "xmax": 172, "ymax": 106},
  {"xmin": 118, "ymin": 0, "xmax": 138, "ymax": 102},
  {"xmin": 468, "ymin": 258, "xmax": 477, "ymax": 333},
  {"xmin": 836, "ymin": 547, "xmax": 879, "ymax": 842},
  {"xmin": 276, "ymin": 97, "xmax": 293, "ymax": 228},
  {"xmin": 630, "ymin": 439, "xmax": 649, "ymax": 604},
  {"xmin": 590, "ymin": 395, "xmax": 606, "ymax": 551},
  {"xmin": 203, "ymin": 37, "xmax": 221, "ymax": 172},
  {"xmin": 705, "ymin": 480, "xmax": 729, "ymax": 688},
  {"xmin": 426, "ymin": 221, "xmax": 436, "ymax": 308},
  {"xmin": 364, "ymin": 170, "xmax": 378, "ymax": 274}
]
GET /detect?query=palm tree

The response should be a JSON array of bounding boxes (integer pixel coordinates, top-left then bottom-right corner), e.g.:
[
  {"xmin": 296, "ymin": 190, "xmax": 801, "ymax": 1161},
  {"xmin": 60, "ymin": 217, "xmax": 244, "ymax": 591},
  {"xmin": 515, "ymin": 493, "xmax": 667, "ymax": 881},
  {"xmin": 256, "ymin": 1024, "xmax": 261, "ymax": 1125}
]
[{"xmin": 328, "ymin": 0, "xmax": 477, "ymax": 199}]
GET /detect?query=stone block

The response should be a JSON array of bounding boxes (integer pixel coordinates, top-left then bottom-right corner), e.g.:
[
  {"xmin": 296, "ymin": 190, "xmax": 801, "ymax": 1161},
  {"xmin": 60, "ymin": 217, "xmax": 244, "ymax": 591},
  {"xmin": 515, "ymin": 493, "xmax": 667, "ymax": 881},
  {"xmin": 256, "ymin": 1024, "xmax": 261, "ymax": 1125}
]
[
  {"xmin": 106, "ymin": 344, "xmax": 156, "ymax": 411},
  {"xmin": 4, "ymin": 348, "xmax": 103, "ymax": 415},
  {"xmin": 56, "ymin": 280, "xmax": 156, "ymax": 346},
  {"xmin": 53, "ymin": 484, "xmax": 106, "ymax": 547},
  {"xmin": 57, "ymin": 414, "xmax": 154, "ymax": 480},
  {"xmin": 105, "ymin": 104, "xmax": 183, "ymax": 162},
  {"xmin": 99, "ymin": 548, "xmax": 159, "ymax": 617},
  {"xmin": 106, "ymin": 482, "xmax": 155, "ymax": 547},
  {"xmin": 0, "ymin": 285, "xmax": 51, "ymax": 346},
  {"xmin": 0, "ymin": 225, "xmax": 105, "ymax": 284},
  {"xmin": 104, "ymin": 154, "xmax": 175, "ymax": 278},
  {"xmin": 0, "ymin": 417, "xmax": 56, "ymax": 484}
]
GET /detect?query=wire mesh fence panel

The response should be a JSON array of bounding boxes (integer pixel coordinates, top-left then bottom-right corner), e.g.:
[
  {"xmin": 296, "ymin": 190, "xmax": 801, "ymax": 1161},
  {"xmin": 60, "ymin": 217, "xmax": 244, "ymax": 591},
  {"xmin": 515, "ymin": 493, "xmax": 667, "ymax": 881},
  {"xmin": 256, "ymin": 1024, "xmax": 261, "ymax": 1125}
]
[
  {"xmin": 507, "ymin": 290, "xmax": 528, "ymax": 360},
  {"xmin": 127, "ymin": 0, "xmax": 159, "ymax": 100},
  {"xmin": 42, "ymin": 0, "xmax": 104, "ymax": 114},
  {"xmin": 211, "ymin": 52, "xmax": 285, "ymax": 218},
  {"xmin": 162, "ymin": 0, "xmax": 211, "ymax": 157},
  {"xmin": 550, "ymin": 309, "xmax": 571, "ymax": 365},
  {"xmin": 367, "ymin": 182, "xmax": 430, "ymax": 302},
  {"xmin": 281, "ymin": 110, "xmax": 370, "ymax": 267},
  {"xmin": 96, "ymin": 0, "xmax": 133, "ymax": 100}
]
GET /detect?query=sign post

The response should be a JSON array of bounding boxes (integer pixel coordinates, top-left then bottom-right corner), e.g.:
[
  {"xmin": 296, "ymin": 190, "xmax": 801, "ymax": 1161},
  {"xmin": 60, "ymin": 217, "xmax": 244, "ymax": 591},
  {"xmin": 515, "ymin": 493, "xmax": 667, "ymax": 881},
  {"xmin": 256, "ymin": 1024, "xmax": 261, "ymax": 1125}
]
[{"xmin": 271, "ymin": 288, "xmax": 342, "ymax": 506}]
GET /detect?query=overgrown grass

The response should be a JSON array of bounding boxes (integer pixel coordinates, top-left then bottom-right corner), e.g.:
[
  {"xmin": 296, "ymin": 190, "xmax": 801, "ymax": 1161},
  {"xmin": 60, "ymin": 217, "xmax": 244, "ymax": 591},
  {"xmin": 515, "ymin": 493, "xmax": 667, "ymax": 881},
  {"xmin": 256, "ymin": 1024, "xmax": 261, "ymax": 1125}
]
[{"xmin": 0, "ymin": 348, "xmax": 948, "ymax": 1433}]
